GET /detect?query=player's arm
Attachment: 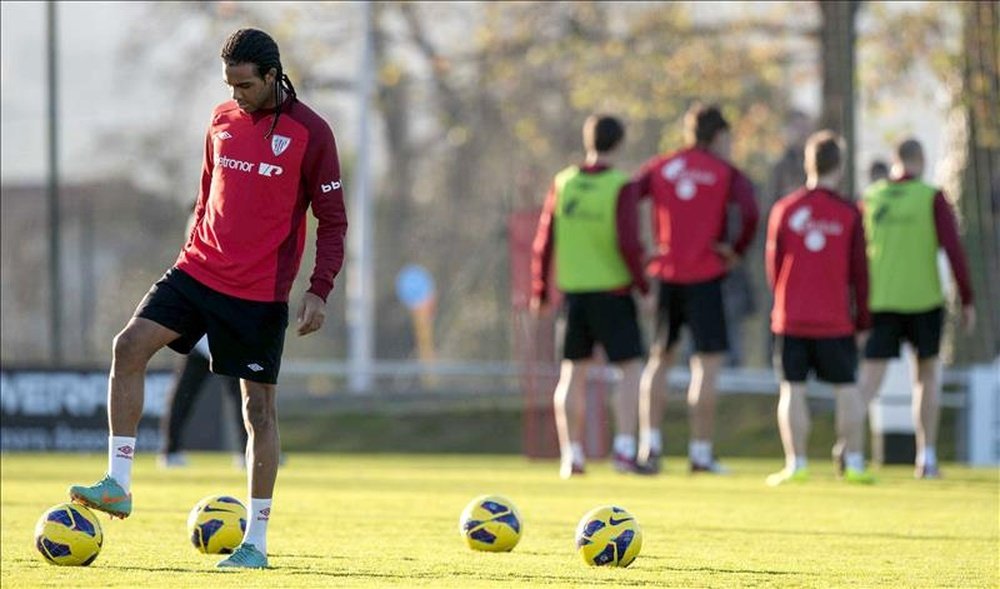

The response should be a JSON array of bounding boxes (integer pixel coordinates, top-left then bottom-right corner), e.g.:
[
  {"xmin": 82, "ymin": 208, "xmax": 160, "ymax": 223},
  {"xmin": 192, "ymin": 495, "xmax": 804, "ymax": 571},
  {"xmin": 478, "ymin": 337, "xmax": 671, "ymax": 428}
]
[
  {"xmin": 186, "ymin": 128, "xmax": 215, "ymax": 248},
  {"xmin": 764, "ymin": 203, "xmax": 784, "ymax": 292},
  {"xmin": 933, "ymin": 192, "xmax": 975, "ymax": 319},
  {"xmin": 300, "ymin": 120, "xmax": 349, "ymax": 335},
  {"xmin": 615, "ymin": 181, "xmax": 649, "ymax": 297},
  {"xmin": 630, "ymin": 159, "xmax": 655, "ymax": 201},
  {"xmin": 726, "ymin": 169, "xmax": 760, "ymax": 259},
  {"xmin": 530, "ymin": 183, "xmax": 557, "ymax": 311},
  {"xmin": 848, "ymin": 211, "xmax": 872, "ymax": 332}
]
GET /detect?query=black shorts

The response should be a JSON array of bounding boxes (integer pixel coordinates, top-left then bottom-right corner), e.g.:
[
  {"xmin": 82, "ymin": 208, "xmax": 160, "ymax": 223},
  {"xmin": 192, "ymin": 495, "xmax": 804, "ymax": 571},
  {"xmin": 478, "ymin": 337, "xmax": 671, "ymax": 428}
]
[
  {"xmin": 864, "ymin": 307, "xmax": 943, "ymax": 360},
  {"xmin": 653, "ymin": 278, "xmax": 728, "ymax": 354},
  {"xmin": 775, "ymin": 335, "xmax": 857, "ymax": 384},
  {"xmin": 559, "ymin": 292, "xmax": 644, "ymax": 363},
  {"xmin": 135, "ymin": 268, "xmax": 289, "ymax": 384}
]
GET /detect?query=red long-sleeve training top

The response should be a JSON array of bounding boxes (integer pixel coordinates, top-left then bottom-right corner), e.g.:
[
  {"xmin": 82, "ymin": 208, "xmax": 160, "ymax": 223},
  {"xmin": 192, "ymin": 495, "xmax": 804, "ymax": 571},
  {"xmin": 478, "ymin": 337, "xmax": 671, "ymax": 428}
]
[
  {"xmin": 176, "ymin": 99, "xmax": 348, "ymax": 303},
  {"xmin": 634, "ymin": 147, "xmax": 759, "ymax": 283},
  {"xmin": 767, "ymin": 186, "xmax": 870, "ymax": 337}
]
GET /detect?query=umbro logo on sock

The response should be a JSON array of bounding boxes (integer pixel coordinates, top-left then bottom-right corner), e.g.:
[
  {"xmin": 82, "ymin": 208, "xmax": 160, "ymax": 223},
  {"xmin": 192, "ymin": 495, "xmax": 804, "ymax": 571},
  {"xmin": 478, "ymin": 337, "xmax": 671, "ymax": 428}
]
[
  {"xmin": 258, "ymin": 508, "xmax": 270, "ymax": 520},
  {"xmin": 247, "ymin": 363, "xmax": 264, "ymax": 372},
  {"xmin": 116, "ymin": 446, "xmax": 134, "ymax": 459}
]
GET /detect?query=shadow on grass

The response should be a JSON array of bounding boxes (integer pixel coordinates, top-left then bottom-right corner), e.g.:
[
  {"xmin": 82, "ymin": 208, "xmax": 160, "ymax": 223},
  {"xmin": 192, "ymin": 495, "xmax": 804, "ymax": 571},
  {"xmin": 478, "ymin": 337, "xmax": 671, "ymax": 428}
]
[
  {"xmin": 275, "ymin": 563, "xmax": 807, "ymax": 584},
  {"xmin": 277, "ymin": 567, "xmax": 666, "ymax": 585},
  {"xmin": 688, "ymin": 525, "xmax": 995, "ymax": 543},
  {"xmin": 98, "ymin": 564, "xmax": 235, "ymax": 575},
  {"xmin": 267, "ymin": 553, "xmax": 350, "ymax": 560}
]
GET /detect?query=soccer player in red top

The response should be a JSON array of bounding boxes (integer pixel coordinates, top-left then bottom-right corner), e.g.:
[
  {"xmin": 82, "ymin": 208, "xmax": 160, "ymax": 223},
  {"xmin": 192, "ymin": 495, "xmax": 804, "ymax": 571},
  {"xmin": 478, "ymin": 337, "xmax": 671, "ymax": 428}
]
[
  {"xmin": 634, "ymin": 104, "xmax": 759, "ymax": 474},
  {"xmin": 765, "ymin": 130, "xmax": 874, "ymax": 486},
  {"xmin": 69, "ymin": 29, "xmax": 348, "ymax": 569}
]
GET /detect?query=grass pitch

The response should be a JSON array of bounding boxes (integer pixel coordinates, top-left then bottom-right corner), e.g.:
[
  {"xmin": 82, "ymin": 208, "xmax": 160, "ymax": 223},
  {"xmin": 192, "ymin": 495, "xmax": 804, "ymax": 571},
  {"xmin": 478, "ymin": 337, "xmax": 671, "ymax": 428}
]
[{"xmin": 2, "ymin": 453, "xmax": 997, "ymax": 588}]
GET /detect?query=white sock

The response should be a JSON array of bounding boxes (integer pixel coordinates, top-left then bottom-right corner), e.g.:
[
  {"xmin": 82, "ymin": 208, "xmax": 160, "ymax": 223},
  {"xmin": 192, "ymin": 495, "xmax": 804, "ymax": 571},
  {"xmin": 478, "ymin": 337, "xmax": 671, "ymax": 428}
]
[
  {"xmin": 563, "ymin": 441, "xmax": 585, "ymax": 466},
  {"xmin": 108, "ymin": 436, "xmax": 136, "ymax": 492},
  {"xmin": 689, "ymin": 440, "xmax": 712, "ymax": 465},
  {"xmin": 642, "ymin": 429, "xmax": 663, "ymax": 454},
  {"xmin": 845, "ymin": 452, "xmax": 865, "ymax": 472},
  {"xmin": 786, "ymin": 455, "xmax": 808, "ymax": 471},
  {"xmin": 613, "ymin": 435, "xmax": 637, "ymax": 458},
  {"xmin": 918, "ymin": 446, "xmax": 937, "ymax": 467},
  {"xmin": 244, "ymin": 498, "xmax": 272, "ymax": 554}
]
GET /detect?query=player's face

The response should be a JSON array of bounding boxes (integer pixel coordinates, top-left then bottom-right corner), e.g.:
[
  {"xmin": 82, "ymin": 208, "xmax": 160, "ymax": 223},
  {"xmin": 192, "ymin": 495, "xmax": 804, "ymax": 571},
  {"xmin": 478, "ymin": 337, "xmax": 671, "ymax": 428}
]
[{"xmin": 224, "ymin": 62, "xmax": 276, "ymax": 113}]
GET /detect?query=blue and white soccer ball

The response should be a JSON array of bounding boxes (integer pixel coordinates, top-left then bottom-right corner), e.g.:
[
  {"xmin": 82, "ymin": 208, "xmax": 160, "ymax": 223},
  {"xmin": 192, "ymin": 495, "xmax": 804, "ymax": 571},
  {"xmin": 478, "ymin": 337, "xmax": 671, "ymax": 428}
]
[
  {"xmin": 34, "ymin": 503, "xmax": 104, "ymax": 566},
  {"xmin": 187, "ymin": 495, "xmax": 246, "ymax": 554},
  {"xmin": 459, "ymin": 494, "xmax": 522, "ymax": 552}
]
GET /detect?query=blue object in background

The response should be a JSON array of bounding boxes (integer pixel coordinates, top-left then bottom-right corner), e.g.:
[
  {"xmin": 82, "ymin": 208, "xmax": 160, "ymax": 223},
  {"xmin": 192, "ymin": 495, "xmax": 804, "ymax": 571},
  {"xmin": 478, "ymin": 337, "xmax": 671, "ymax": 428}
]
[{"xmin": 396, "ymin": 264, "xmax": 435, "ymax": 310}]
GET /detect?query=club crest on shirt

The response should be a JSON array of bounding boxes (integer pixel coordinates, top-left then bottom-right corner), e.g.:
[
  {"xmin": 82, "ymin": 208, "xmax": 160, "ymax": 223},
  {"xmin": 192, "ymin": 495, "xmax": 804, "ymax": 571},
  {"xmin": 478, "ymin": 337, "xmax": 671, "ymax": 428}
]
[{"xmin": 271, "ymin": 134, "xmax": 291, "ymax": 157}]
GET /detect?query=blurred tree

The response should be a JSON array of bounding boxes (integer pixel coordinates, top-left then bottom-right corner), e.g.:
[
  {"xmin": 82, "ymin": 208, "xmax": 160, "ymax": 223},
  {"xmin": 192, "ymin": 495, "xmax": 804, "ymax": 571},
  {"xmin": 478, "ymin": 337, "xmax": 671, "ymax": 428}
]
[
  {"xmin": 817, "ymin": 1, "xmax": 860, "ymax": 197},
  {"xmin": 956, "ymin": 1, "xmax": 999, "ymax": 361}
]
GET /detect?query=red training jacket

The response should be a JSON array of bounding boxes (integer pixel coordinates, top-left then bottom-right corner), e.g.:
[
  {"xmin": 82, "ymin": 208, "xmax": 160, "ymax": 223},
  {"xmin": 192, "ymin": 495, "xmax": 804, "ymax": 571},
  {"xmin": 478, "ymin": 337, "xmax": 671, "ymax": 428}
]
[
  {"xmin": 176, "ymin": 99, "xmax": 348, "ymax": 303},
  {"xmin": 634, "ymin": 147, "xmax": 759, "ymax": 283},
  {"xmin": 767, "ymin": 186, "xmax": 870, "ymax": 337}
]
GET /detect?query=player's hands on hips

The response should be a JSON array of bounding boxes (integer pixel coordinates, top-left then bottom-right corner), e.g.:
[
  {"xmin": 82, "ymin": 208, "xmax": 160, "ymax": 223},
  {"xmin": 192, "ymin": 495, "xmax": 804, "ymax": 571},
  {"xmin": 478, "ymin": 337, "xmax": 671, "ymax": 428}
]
[
  {"xmin": 297, "ymin": 292, "xmax": 326, "ymax": 336},
  {"xmin": 961, "ymin": 305, "xmax": 976, "ymax": 335},
  {"xmin": 713, "ymin": 242, "xmax": 740, "ymax": 270},
  {"xmin": 529, "ymin": 295, "xmax": 546, "ymax": 317}
]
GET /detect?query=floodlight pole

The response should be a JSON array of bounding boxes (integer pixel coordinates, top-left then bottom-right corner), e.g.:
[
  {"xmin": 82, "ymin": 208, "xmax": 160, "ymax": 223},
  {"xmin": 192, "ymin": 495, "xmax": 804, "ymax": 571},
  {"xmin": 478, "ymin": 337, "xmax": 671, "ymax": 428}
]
[
  {"xmin": 347, "ymin": 0, "xmax": 376, "ymax": 393},
  {"xmin": 46, "ymin": 0, "xmax": 63, "ymax": 365}
]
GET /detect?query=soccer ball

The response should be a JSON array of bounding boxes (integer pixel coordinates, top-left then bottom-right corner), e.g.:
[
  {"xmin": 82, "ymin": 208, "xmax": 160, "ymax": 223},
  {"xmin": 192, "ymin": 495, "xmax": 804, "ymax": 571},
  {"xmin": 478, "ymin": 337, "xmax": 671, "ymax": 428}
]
[
  {"xmin": 459, "ymin": 495, "xmax": 522, "ymax": 552},
  {"xmin": 34, "ymin": 503, "xmax": 103, "ymax": 566},
  {"xmin": 187, "ymin": 495, "xmax": 246, "ymax": 554},
  {"xmin": 575, "ymin": 505, "xmax": 642, "ymax": 567}
]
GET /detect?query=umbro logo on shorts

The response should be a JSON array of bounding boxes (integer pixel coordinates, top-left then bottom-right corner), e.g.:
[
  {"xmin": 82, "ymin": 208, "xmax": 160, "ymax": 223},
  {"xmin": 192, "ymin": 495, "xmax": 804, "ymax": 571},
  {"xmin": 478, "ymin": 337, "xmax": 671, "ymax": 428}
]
[{"xmin": 247, "ymin": 363, "xmax": 265, "ymax": 372}]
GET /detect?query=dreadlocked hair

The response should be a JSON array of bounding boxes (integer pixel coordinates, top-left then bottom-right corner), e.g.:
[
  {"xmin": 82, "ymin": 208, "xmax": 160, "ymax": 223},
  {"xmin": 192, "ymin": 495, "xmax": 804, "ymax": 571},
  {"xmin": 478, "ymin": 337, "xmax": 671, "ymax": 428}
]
[{"xmin": 220, "ymin": 28, "xmax": 297, "ymax": 138}]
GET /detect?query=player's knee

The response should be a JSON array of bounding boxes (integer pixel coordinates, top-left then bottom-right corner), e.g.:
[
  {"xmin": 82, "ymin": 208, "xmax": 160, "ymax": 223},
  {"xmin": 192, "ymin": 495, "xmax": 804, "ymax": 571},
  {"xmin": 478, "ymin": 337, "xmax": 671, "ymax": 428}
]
[{"xmin": 111, "ymin": 328, "xmax": 148, "ymax": 372}]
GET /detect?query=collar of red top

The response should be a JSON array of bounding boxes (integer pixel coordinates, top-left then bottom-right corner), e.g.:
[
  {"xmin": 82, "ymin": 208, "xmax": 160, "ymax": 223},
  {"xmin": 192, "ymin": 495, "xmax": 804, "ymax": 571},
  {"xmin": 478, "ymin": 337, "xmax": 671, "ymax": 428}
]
[
  {"xmin": 579, "ymin": 163, "xmax": 611, "ymax": 173},
  {"xmin": 806, "ymin": 186, "xmax": 845, "ymax": 200},
  {"xmin": 248, "ymin": 96, "xmax": 294, "ymax": 123}
]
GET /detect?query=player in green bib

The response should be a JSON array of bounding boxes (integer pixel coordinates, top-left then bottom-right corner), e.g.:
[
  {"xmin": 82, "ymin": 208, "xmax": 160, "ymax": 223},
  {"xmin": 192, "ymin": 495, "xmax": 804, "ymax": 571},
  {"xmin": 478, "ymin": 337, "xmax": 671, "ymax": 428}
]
[
  {"xmin": 531, "ymin": 114, "xmax": 651, "ymax": 478},
  {"xmin": 858, "ymin": 139, "xmax": 976, "ymax": 479}
]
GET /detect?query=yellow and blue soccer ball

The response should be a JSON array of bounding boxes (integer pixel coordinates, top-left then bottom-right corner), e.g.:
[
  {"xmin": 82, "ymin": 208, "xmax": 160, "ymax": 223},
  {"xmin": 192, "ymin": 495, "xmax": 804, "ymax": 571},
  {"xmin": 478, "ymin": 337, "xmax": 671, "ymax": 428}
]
[
  {"xmin": 459, "ymin": 495, "xmax": 522, "ymax": 552},
  {"xmin": 575, "ymin": 505, "xmax": 642, "ymax": 567},
  {"xmin": 34, "ymin": 503, "xmax": 103, "ymax": 566},
  {"xmin": 187, "ymin": 495, "xmax": 246, "ymax": 554}
]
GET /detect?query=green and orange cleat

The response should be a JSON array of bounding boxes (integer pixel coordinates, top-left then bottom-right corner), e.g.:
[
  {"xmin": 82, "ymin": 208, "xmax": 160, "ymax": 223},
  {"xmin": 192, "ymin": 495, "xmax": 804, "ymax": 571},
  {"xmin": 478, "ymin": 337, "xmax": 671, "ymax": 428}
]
[{"xmin": 68, "ymin": 474, "xmax": 132, "ymax": 519}]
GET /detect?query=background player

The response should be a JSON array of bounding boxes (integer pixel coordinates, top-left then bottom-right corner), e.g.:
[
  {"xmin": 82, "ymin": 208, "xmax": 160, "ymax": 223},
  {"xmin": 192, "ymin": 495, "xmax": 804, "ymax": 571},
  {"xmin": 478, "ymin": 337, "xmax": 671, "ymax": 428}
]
[
  {"xmin": 159, "ymin": 335, "xmax": 246, "ymax": 469},
  {"xmin": 764, "ymin": 130, "xmax": 874, "ymax": 486},
  {"xmin": 159, "ymin": 207, "xmax": 246, "ymax": 469},
  {"xmin": 634, "ymin": 104, "xmax": 759, "ymax": 474},
  {"xmin": 858, "ymin": 138, "xmax": 975, "ymax": 479},
  {"xmin": 68, "ymin": 28, "xmax": 348, "ymax": 569},
  {"xmin": 531, "ymin": 114, "xmax": 650, "ymax": 478}
]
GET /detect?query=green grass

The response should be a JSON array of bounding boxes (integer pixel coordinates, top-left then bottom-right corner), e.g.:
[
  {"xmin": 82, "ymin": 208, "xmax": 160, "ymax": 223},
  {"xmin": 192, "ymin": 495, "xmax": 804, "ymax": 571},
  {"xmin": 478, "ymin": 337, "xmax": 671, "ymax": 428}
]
[{"xmin": 2, "ymin": 453, "xmax": 997, "ymax": 588}]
